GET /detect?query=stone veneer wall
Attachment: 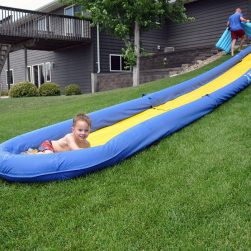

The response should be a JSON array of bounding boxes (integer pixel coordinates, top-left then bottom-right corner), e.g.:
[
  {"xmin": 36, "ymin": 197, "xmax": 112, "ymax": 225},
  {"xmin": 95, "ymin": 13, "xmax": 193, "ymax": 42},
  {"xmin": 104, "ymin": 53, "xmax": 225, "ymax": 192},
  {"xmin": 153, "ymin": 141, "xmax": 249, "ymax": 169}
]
[
  {"xmin": 92, "ymin": 49, "xmax": 224, "ymax": 92},
  {"xmin": 92, "ymin": 71, "xmax": 160, "ymax": 92},
  {"xmin": 93, "ymin": 72, "xmax": 133, "ymax": 92}
]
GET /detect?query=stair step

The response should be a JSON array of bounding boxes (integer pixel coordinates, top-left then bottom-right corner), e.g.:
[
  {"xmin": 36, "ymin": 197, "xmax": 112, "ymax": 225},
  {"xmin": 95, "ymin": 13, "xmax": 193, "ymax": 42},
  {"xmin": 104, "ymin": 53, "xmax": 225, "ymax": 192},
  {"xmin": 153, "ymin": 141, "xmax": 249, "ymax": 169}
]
[
  {"xmin": 0, "ymin": 49, "xmax": 9, "ymax": 53},
  {"xmin": 140, "ymin": 46, "xmax": 218, "ymax": 71},
  {"xmin": 0, "ymin": 44, "xmax": 11, "ymax": 76}
]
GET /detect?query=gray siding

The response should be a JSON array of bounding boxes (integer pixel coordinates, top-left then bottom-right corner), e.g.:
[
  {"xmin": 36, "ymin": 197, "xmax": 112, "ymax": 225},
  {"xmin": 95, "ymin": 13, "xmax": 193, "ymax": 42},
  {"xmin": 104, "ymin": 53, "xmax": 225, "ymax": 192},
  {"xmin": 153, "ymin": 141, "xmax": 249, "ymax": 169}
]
[
  {"xmin": 0, "ymin": 50, "xmax": 26, "ymax": 91},
  {"xmin": 0, "ymin": 3, "xmax": 94, "ymax": 93},
  {"xmin": 53, "ymin": 45, "xmax": 93, "ymax": 93},
  {"xmin": 164, "ymin": 0, "xmax": 249, "ymax": 50},
  {"xmin": 1, "ymin": 0, "xmax": 250, "ymax": 91},
  {"xmin": 52, "ymin": 7, "xmax": 65, "ymax": 15},
  {"xmin": 94, "ymin": 25, "xmax": 169, "ymax": 73},
  {"xmin": 1, "ymin": 45, "xmax": 93, "ymax": 93},
  {"xmin": 98, "ymin": 30, "xmax": 125, "ymax": 73},
  {"xmin": 96, "ymin": 26, "xmax": 170, "ymax": 73},
  {"xmin": 95, "ymin": 0, "xmax": 249, "ymax": 73},
  {"xmin": 141, "ymin": 25, "xmax": 169, "ymax": 53}
]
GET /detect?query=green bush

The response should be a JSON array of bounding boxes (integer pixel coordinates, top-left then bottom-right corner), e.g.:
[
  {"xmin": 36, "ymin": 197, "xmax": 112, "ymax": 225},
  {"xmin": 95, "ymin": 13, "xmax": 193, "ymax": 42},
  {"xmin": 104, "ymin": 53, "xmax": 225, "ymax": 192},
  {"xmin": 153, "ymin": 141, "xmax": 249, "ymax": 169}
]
[
  {"xmin": 9, "ymin": 82, "xmax": 38, "ymax": 98},
  {"xmin": 39, "ymin": 82, "xmax": 61, "ymax": 96},
  {"xmin": 64, "ymin": 84, "xmax": 82, "ymax": 96},
  {"xmin": 0, "ymin": 90, "xmax": 9, "ymax": 96}
]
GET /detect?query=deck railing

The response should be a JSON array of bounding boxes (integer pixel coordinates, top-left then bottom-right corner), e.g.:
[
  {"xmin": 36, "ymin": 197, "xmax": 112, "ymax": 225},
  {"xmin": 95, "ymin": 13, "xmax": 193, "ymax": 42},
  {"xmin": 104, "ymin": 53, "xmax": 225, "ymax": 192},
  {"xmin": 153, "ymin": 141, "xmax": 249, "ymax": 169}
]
[{"xmin": 0, "ymin": 5, "xmax": 91, "ymax": 41}]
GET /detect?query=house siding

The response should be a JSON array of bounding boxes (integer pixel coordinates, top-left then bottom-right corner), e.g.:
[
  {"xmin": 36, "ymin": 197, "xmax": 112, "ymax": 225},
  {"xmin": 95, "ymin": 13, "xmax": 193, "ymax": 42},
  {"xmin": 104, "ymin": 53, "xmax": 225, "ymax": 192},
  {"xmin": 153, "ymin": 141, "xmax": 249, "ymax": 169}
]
[
  {"xmin": 97, "ymin": 31, "xmax": 125, "ymax": 73},
  {"xmin": 0, "ymin": 4, "xmax": 94, "ymax": 93},
  {"xmin": 94, "ymin": 0, "xmax": 249, "ymax": 73},
  {"xmin": 0, "ymin": 50, "xmax": 26, "ymax": 91},
  {"xmin": 1, "ymin": 45, "xmax": 93, "ymax": 93},
  {"xmin": 141, "ymin": 25, "xmax": 169, "ymax": 53},
  {"xmin": 164, "ymin": 0, "xmax": 249, "ymax": 50},
  {"xmin": 51, "ymin": 45, "xmax": 93, "ymax": 93},
  {"xmin": 95, "ymin": 26, "xmax": 171, "ymax": 73},
  {"xmin": 1, "ymin": 0, "xmax": 250, "ymax": 93}
]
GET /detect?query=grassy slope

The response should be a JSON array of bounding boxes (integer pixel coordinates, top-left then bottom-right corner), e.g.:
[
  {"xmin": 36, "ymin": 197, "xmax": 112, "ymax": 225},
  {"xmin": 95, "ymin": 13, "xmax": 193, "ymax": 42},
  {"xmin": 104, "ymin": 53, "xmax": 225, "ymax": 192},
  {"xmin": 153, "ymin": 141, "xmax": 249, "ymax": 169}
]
[{"xmin": 0, "ymin": 55, "xmax": 250, "ymax": 250}]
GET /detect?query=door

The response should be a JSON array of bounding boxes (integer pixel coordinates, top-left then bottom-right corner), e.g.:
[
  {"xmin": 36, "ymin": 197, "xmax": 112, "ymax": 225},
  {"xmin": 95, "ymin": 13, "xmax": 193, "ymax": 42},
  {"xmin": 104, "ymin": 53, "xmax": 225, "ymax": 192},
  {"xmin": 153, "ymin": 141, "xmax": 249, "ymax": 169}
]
[{"xmin": 33, "ymin": 64, "xmax": 44, "ymax": 88}]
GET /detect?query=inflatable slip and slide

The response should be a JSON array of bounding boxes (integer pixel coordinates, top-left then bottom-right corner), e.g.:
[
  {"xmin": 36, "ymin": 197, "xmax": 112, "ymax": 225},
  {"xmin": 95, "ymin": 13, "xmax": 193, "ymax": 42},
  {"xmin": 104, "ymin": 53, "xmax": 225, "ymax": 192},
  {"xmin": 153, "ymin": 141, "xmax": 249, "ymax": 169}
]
[
  {"xmin": 0, "ymin": 47, "xmax": 251, "ymax": 182},
  {"xmin": 216, "ymin": 22, "xmax": 251, "ymax": 53}
]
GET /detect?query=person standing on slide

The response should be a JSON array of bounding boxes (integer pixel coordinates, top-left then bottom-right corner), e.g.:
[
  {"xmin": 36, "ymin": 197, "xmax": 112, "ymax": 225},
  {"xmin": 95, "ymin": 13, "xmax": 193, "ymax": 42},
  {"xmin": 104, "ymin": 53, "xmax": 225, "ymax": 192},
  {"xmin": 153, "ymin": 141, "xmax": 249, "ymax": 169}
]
[{"xmin": 227, "ymin": 8, "xmax": 250, "ymax": 56}]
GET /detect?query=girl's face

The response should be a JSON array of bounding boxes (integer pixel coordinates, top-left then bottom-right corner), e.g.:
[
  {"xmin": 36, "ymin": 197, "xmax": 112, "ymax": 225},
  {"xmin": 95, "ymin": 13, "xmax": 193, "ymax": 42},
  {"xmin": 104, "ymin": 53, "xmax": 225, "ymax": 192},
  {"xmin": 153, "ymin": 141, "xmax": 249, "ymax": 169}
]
[{"xmin": 72, "ymin": 120, "xmax": 90, "ymax": 141}]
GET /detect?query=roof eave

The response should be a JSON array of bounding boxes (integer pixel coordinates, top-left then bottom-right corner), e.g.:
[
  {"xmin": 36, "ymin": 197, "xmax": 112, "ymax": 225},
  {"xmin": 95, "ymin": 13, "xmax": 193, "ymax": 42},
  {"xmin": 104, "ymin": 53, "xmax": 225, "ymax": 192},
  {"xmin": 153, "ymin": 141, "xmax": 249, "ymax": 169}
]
[{"xmin": 35, "ymin": 0, "xmax": 65, "ymax": 13}]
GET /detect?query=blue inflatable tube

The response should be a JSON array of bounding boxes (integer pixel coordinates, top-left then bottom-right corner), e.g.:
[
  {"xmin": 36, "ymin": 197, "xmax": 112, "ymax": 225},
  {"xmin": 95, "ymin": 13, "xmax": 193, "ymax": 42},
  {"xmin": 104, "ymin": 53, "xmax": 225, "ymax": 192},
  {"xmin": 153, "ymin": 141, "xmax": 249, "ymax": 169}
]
[
  {"xmin": 3, "ymin": 47, "xmax": 251, "ymax": 154},
  {"xmin": 216, "ymin": 23, "xmax": 251, "ymax": 53},
  {"xmin": 0, "ymin": 48, "xmax": 251, "ymax": 182},
  {"xmin": 216, "ymin": 28, "xmax": 232, "ymax": 53}
]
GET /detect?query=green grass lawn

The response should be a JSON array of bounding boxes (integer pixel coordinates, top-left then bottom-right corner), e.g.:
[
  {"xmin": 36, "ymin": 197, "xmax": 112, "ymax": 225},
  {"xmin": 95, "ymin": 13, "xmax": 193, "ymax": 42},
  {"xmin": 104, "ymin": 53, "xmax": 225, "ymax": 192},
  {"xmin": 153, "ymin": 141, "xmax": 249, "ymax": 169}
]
[{"xmin": 0, "ymin": 54, "xmax": 250, "ymax": 250}]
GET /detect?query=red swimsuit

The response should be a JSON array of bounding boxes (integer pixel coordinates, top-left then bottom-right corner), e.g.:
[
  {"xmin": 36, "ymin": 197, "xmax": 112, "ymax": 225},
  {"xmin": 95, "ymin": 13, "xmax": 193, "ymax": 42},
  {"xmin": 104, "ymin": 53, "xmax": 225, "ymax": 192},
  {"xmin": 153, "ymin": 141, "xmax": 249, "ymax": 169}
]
[{"xmin": 38, "ymin": 140, "xmax": 54, "ymax": 152}]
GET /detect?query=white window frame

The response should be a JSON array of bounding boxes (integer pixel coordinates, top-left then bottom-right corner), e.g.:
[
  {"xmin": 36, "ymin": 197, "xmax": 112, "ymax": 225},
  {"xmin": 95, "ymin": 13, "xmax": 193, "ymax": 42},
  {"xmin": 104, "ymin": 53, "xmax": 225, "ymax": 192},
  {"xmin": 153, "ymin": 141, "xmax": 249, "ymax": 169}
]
[
  {"xmin": 45, "ymin": 62, "xmax": 52, "ymax": 82},
  {"xmin": 5, "ymin": 69, "xmax": 14, "ymax": 85},
  {"xmin": 32, "ymin": 63, "xmax": 45, "ymax": 88},
  {"xmin": 109, "ymin": 54, "xmax": 130, "ymax": 72},
  {"xmin": 64, "ymin": 5, "xmax": 75, "ymax": 16},
  {"xmin": 27, "ymin": 66, "xmax": 32, "ymax": 83}
]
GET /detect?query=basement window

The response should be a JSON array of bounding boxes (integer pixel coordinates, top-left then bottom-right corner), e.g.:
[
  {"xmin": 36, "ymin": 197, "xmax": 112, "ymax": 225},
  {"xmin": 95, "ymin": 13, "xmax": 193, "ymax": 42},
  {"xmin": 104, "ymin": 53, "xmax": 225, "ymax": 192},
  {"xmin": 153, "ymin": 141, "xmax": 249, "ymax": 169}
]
[{"xmin": 109, "ymin": 54, "xmax": 129, "ymax": 72}]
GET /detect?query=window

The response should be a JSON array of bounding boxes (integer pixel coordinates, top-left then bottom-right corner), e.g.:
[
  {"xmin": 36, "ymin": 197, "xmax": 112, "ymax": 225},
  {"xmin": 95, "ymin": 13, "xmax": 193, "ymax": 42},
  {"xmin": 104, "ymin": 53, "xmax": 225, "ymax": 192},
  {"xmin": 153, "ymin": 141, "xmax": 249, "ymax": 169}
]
[
  {"xmin": 37, "ymin": 16, "xmax": 51, "ymax": 32},
  {"xmin": 45, "ymin": 62, "xmax": 51, "ymax": 82},
  {"xmin": 64, "ymin": 6, "xmax": 74, "ymax": 35},
  {"xmin": 109, "ymin": 54, "xmax": 129, "ymax": 72},
  {"xmin": 32, "ymin": 64, "xmax": 44, "ymax": 88},
  {"xmin": 38, "ymin": 17, "xmax": 46, "ymax": 31},
  {"xmin": 64, "ymin": 5, "xmax": 84, "ymax": 36},
  {"xmin": 64, "ymin": 6, "xmax": 74, "ymax": 16},
  {"xmin": 64, "ymin": 5, "xmax": 82, "ymax": 16},
  {"xmin": 6, "ymin": 69, "xmax": 14, "ymax": 85},
  {"xmin": 27, "ymin": 66, "xmax": 32, "ymax": 82}
]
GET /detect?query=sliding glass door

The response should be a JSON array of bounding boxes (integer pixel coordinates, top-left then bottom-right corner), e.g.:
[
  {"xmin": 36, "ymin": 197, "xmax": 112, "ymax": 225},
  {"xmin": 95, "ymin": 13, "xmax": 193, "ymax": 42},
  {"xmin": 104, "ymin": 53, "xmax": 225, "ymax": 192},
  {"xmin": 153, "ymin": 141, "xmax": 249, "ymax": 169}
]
[{"xmin": 33, "ymin": 64, "xmax": 44, "ymax": 88}]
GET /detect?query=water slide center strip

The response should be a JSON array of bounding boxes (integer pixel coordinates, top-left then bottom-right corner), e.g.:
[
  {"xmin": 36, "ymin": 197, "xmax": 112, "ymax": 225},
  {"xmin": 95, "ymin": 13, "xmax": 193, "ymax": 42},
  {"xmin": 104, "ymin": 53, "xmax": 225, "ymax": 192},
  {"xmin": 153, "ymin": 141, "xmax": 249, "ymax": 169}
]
[{"xmin": 89, "ymin": 54, "xmax": 251, "ymax": 147}]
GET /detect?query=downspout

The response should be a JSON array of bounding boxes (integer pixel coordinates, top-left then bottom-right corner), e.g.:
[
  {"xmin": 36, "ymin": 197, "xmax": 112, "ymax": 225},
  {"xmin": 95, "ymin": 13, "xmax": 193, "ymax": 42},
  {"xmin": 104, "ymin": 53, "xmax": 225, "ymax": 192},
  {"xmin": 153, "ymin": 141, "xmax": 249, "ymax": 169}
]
[
  {"xmin": 96, "ymin": 23, "xmax": 100, "ymax": 73},
  {"xmin": 24, "ymin": 48, "xmax": 27, "ymax": 81},
  {"xmin": 7, "ymin": 54, "xmax": 10, "ymax": 90},
  {"xmin": 92, "ymin": 23, "xmax": 101, "ymax": 93}
]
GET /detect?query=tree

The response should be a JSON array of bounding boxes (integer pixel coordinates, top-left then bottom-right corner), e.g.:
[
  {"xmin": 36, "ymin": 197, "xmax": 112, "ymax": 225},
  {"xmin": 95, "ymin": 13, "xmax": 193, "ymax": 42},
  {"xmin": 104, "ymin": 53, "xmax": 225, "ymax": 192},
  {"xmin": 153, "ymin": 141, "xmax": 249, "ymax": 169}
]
[{"xmin": 64, "ymin": 0, "xmax": 192, "ymax": 86}]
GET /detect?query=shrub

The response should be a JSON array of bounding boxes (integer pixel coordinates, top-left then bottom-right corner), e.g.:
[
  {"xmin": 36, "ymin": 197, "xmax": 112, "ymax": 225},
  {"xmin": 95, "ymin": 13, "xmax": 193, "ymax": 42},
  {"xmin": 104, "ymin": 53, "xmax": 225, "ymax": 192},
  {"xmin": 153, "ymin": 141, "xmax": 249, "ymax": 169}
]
[
  {"xmin": 0, "ymin": 90, "xmax": 9, "ymax": 96},
  {"xmin": 39, "ymin": 82, "xmax": 61, "ymax": 96},
  {"xmin": 64, "ymin": 84, "xmax": 82, "ymax": 96},
  {"xmin": 9, "ymin": 82, "xmax": 38, "ymax": 98}
]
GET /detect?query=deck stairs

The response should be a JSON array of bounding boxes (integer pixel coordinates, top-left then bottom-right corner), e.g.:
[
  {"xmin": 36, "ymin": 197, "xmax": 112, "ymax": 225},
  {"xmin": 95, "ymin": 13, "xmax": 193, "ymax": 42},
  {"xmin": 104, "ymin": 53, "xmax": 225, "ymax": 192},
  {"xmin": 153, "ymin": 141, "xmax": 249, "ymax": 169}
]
[
  {"xmin": 140, "ymin": 47, "xmax": 222, "ymax": 83},
  {"xmin": 0, "ymin": 44, "xmax": 11, "ymax": 75}
]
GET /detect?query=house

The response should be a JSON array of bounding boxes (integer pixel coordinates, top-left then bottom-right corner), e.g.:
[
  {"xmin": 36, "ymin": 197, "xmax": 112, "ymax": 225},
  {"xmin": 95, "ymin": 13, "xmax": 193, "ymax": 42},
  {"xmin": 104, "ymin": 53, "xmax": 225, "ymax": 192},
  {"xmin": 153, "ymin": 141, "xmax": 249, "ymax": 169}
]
[{"xmin": 0, "ymin": 0, "xmax": 250, "ymax": 93}]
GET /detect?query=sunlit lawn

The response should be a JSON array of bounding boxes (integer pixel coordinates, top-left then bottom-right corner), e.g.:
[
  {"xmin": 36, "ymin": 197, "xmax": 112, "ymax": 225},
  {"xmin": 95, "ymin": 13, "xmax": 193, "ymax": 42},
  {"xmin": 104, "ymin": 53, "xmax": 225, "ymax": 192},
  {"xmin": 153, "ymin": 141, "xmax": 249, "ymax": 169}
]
[{"xmin": 0, "ymin": 54, "xmax": 250, "ymax": 250}]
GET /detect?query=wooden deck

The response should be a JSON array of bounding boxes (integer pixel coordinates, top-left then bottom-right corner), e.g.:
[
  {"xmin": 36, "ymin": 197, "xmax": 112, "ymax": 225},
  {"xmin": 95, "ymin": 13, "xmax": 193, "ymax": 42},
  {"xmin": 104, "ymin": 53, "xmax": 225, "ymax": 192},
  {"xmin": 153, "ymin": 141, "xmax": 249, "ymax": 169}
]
[{"xmin": 0, "ymin": 5, "xmax": 91, "ymax": 50}]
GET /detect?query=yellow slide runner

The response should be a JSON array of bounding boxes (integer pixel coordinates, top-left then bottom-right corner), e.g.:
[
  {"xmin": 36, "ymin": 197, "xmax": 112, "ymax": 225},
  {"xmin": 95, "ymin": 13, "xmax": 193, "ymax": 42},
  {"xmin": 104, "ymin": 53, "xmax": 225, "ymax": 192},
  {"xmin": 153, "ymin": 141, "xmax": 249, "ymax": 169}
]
[{"xmin": 89, "ymin": 54, "xmax": 251, "ymax": 147}]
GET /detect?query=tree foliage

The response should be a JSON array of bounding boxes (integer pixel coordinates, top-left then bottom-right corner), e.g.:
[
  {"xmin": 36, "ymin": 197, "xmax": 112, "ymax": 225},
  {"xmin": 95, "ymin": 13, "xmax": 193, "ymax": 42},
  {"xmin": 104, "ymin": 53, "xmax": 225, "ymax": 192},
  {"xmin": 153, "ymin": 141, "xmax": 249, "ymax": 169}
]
[
  {"xmin": 62, "ymin": 0, "xmax": 192, "ymax": 84},
  {"xmin": 67, "ymin": 0, "xmax": 190, "ymax": 39}
]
